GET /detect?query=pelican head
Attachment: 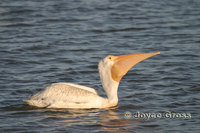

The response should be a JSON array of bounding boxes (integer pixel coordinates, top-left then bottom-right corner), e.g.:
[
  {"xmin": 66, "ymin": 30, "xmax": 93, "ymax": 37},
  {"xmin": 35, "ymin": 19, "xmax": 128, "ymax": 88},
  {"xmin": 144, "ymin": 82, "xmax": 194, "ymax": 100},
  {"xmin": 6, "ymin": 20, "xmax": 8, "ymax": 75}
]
[{"xmin": 98, "ymin": 52, "xmax": 160, "ymax": 105}]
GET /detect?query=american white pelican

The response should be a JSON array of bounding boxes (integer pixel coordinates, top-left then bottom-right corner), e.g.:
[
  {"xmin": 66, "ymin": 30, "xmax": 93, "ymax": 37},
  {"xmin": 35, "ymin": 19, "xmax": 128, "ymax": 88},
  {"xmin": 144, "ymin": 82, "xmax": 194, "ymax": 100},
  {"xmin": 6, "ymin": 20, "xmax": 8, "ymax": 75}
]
[{"xmin": 24, "ymin": 52, "xmax": 160, "ymax": 109}]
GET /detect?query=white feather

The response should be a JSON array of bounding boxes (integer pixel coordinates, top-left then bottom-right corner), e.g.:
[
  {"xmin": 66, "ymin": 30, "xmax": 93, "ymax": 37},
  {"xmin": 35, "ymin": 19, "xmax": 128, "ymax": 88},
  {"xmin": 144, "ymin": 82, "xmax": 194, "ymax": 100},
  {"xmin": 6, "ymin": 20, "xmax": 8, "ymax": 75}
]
[{"xmin": 24, "ymin": 56, "xmax": 119, "ymax": 108}]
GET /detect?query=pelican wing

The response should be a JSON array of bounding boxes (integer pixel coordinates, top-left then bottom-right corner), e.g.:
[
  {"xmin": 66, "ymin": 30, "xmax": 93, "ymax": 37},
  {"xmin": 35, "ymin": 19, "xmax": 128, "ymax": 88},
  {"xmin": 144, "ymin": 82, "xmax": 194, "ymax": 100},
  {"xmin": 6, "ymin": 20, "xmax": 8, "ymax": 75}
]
[{"xmin": 24, "ymin": 83, "xmax": 101, "ymax": 108}]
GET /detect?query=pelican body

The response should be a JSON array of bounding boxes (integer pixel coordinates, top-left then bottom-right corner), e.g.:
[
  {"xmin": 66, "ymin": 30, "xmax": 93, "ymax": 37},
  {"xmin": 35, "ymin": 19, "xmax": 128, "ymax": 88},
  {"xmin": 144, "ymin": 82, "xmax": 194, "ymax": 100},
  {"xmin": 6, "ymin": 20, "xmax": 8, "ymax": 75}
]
[{"xmin": 24, "ymin": 52, "xmax": 160, "ymax": 108}]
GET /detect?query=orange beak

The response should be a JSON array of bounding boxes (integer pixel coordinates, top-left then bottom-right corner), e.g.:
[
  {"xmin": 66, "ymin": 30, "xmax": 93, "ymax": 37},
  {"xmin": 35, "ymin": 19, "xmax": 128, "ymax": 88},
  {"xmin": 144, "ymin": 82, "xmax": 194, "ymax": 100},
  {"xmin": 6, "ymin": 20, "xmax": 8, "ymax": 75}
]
[{"xmin": 111, "ymin": 52, "xmax": 160, "ymax": 82}]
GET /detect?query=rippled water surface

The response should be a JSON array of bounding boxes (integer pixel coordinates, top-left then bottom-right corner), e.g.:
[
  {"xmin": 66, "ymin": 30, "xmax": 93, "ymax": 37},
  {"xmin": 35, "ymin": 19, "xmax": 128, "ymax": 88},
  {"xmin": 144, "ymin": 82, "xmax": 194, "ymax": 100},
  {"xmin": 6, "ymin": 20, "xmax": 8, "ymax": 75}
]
[{"xmin": 0, "ymin": 0, "xmax": 200, "ymax": 132}]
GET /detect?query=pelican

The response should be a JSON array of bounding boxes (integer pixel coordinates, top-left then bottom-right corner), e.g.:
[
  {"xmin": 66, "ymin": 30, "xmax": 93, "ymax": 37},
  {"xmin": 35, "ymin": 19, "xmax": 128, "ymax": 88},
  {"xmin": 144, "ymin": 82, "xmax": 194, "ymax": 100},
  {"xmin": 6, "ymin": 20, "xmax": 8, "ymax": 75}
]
[{"xmin": 24, "ymin": 52, "xmax": 160, "ymax": 109}]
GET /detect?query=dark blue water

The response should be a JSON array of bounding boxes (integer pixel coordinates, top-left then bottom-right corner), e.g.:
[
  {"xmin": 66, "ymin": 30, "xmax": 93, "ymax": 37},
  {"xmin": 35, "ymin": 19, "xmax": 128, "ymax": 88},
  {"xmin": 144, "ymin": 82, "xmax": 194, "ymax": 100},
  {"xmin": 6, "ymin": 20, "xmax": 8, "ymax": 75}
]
[{"xmin": 0, "ymin": 0, "xmax": 200, "ymax": 132}]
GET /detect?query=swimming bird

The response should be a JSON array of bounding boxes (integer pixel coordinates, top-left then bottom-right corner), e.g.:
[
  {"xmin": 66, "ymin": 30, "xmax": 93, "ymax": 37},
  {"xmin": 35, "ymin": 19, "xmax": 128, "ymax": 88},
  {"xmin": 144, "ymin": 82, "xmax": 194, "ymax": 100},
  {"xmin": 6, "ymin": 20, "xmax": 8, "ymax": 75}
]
[{"xmin": 24, "ymin": 52, "xmax": 160, "ymax": 109}]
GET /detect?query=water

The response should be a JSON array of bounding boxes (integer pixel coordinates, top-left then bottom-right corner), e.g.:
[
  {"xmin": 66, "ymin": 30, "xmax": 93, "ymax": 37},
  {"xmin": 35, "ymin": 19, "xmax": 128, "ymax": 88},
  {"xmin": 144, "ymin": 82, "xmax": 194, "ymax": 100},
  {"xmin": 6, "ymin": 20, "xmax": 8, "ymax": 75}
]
[{"xmin": 0, "ymin": 0, "xmax": 200, "ymax": 132}]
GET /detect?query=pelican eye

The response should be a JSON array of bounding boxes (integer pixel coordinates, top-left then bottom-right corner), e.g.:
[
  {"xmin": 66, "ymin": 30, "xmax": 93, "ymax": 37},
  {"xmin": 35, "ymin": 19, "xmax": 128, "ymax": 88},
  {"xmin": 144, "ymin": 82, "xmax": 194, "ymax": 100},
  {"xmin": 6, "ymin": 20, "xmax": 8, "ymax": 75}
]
[{"xmin": 108, "ymin": 56, "xmax": 115, "ymax": 61}]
